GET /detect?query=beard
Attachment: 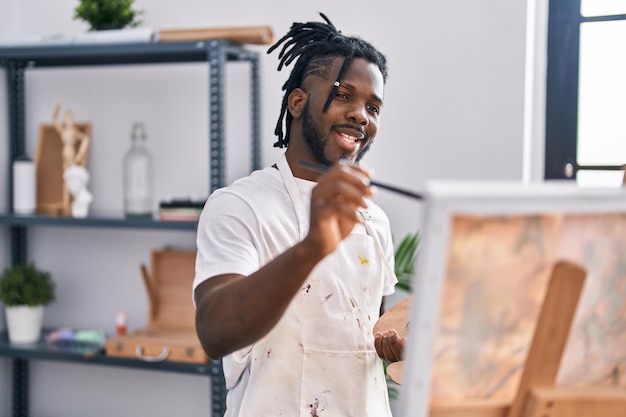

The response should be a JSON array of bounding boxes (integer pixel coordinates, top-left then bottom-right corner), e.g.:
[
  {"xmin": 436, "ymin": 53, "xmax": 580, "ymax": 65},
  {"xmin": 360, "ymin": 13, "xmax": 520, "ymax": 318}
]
[
  {"xmin": 300, "ymin": 100, "xmax": 372, "ymax": 166},
  {"xmin": 301, "ymin": 100, "xmax": 331, "ymax": 166}
]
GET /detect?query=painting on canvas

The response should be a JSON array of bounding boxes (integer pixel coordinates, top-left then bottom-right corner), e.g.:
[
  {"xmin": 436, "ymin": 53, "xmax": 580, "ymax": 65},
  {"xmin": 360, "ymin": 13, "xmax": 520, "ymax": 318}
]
[{"xmin": 399, "ymin": 182, "xmax": 626, "ymax": 417}]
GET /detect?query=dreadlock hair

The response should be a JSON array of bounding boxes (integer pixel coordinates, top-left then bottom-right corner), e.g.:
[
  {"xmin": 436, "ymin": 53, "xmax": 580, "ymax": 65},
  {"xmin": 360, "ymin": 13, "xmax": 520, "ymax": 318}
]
[{"xmin": 267, "ymin": 13, "xmax": 388, "ymax": 148}]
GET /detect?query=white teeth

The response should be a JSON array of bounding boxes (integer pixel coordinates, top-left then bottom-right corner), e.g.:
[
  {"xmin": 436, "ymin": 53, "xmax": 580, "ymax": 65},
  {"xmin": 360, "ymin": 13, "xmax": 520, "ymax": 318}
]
[{"xmin": 340, "ymin": 132, "xmax": 357, "ymax": 143}]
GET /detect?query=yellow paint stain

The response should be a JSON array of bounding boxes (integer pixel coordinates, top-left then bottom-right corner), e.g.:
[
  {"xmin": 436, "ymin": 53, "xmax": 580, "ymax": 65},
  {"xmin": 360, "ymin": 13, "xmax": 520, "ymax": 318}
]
[{"xmin": 358, "ymin": 255, "xmax": 370, "ymax": 265}]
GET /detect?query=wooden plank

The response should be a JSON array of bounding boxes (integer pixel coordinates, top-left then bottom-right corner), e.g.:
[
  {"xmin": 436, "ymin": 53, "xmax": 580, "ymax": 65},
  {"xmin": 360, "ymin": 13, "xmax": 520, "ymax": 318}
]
[
  {"xmin": 506, "ymin": 261, "xmax": 586, "ymax": 417},
  {"xmin": 157, "ymin": 25, "xmax": 274, "ymax": 45},
  {"xmin": 150, "ymin": 249, "xmax": 197, "ymax": 328},
  {"xmin": 431, "ymin": 400, "xmax": 509, "ymax": 417},
  {"xmin": 522, "ymin": 387, "xmax": 626, "ymax": 417}
]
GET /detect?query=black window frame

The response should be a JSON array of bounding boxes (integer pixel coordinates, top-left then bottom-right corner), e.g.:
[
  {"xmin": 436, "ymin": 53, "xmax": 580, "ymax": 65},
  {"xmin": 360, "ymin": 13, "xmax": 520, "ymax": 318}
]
[{"xmin": 545, "ymin": 0, "xmax": 626, "ymax": 180}]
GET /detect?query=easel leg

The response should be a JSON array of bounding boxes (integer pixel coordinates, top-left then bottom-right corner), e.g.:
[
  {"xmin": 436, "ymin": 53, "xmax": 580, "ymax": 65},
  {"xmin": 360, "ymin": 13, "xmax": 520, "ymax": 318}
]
[{"xmin": 506, "ymin": 261, "xmax": 586, "ymax": 417}]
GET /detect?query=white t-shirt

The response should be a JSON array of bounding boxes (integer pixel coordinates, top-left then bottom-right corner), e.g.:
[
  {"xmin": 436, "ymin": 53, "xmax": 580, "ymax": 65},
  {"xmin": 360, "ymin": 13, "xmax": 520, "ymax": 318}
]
[{"xmin": 194, "ymin": 161, "xmax": 397, "ymax": 416}]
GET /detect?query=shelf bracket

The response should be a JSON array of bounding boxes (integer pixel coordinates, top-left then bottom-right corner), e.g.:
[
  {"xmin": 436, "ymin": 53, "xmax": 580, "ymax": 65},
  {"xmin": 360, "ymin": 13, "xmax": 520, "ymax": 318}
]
[
  {"xmin": 12, "ymin": 358, "xmax": 29, "ymax": 417},
  {"xmin": 207, "ymin": 40, "xmax": 227, "ymax": 192},
  {"xmin": 210, "ymin": 360, "xmax": 227, "ymax": 417}
]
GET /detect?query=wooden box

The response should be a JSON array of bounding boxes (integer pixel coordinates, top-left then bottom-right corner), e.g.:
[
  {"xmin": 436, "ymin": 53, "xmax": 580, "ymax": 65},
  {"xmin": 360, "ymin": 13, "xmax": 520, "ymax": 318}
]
[
  {"xmin": 105, "ymin": 249, "xmax": 209, "ymax": 364},
  {"xmin": 35, "ymin": 123, "xmax": 92, "ymax": 216}
]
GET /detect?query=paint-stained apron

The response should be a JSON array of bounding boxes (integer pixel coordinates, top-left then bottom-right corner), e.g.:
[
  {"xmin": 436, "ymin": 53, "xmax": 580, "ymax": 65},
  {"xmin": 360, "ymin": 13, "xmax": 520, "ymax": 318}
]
[{"xmin": 235, "ymin": 154, "xmax": 395, "ymax": 417}]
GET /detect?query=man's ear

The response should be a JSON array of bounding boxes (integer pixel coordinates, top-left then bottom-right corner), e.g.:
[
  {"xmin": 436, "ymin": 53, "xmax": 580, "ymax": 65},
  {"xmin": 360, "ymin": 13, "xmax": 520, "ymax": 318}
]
[{"xmin": 287, "ymin": 88, "xmax": 307, "ymax": 118}]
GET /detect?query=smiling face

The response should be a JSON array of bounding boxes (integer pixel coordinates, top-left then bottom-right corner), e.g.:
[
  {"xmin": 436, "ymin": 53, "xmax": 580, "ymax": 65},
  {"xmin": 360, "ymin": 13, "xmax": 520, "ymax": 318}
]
[{"xmin": 286, "ymin": 56, "xmax": 385, "ymax": 178}]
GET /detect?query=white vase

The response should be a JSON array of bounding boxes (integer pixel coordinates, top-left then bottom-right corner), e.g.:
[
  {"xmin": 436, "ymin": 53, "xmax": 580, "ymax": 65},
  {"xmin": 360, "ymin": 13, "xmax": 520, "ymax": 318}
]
[{"xmin": 5, "ymin": 305, "xmax": 44, "ymax": 344}]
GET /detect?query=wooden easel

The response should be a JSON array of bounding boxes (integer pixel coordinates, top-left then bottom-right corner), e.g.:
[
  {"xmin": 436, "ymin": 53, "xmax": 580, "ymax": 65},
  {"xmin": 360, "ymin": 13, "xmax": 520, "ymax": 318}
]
[
  {"xmin": 503, "ymin": 261, "xmax": 626, "ymax": 417},
  {"xmin": 382, "ymin": 261, "xmax": 626, "ymax": 417},
  {"xmin": 508, "ymin": 170, "xmax": 626, "ymax": 416}
]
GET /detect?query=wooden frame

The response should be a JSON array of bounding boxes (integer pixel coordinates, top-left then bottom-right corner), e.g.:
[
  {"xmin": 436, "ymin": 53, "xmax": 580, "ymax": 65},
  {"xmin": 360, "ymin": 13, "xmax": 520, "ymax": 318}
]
[
  {"xmin": 34, "ymin": 122, "xmax": 91, "ymax": 216},
  {"xmin": 393, "ymin": 182, "xmax": 626, "ymax": 417}
]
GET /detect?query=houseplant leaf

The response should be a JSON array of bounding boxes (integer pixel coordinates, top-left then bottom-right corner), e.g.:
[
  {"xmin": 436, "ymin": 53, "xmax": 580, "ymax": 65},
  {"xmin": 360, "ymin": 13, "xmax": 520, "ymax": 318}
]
[
  {"xmin": 394, "ymin": 231, "xmax": 420, "ymax": 293},
  {"xmin": 0, "ymin": 263, "xmax": 55, "ymax": 307}
]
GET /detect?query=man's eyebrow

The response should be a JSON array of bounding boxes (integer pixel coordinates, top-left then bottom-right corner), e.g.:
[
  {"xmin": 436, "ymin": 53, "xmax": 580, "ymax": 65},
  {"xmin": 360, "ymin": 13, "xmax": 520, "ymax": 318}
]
[{"xmin": 335, "ymin": 81, "xmax": 383, "ymax": 104}]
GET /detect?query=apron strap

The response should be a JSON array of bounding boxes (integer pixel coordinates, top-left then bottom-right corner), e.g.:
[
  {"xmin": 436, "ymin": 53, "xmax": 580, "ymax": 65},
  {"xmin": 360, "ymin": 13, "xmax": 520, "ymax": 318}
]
[{"xmin": 276, "ymin": 154, "xmax": 309, "ymax": 240}]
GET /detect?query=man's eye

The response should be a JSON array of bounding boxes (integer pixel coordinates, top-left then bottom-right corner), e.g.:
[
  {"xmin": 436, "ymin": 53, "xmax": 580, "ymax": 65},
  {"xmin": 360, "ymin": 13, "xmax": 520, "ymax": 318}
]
[
  {"xmin": 336, "ymin": 93, "xmax": 349, "ymax": 100},
  {"xmin": 367, "ymin": 105, "xmax": 380, "ymax": 114}
]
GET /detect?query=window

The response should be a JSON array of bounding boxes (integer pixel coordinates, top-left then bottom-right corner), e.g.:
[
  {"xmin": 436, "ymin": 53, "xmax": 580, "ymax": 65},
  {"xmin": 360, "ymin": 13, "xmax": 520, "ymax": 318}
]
[{"xmin": 545, "ymin": 0, "xmax": 626, "ymax": 186}]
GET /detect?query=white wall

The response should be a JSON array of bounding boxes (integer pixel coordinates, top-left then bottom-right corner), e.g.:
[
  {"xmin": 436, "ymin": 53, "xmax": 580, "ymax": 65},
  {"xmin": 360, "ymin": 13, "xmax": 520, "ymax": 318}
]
[{"xmin": 0, "ymin": 1, "xmax": 540, "ymax": 416}]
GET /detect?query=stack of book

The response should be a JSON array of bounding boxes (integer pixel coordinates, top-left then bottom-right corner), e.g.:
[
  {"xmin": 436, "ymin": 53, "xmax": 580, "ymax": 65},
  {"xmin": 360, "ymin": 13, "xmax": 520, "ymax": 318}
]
[{"xmin": 158, "ymin": 198, "xmax": 205, "ymax": 222}]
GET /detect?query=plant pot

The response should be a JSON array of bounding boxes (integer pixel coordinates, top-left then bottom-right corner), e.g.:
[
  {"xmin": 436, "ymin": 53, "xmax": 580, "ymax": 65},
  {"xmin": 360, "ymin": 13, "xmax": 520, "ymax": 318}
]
[
  {"xmin": 5, "ymin": 305, "xmax": 44, "ymax": 344},
  {"xmin": 93, "ymin": 23, "xmax": 124, "ymax": 31}
]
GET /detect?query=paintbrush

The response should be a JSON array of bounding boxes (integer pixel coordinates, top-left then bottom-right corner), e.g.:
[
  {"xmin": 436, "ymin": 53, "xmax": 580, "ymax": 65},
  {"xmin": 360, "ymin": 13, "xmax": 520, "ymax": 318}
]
[{"xmin": 298, "ymin": 160, "xmax": 424, "ymax": 201}]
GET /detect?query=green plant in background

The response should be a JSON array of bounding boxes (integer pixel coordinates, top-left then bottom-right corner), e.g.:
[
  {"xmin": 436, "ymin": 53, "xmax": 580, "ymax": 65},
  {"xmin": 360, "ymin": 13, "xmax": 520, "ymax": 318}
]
[
  {"xmin": 394, "ymin": 231, "xmax": 420, "ymax": 292},
  {"xmin": 74, "ymin": 0, "xmax": 143, "ymax": 31},
  {"xmin": 386, "ymin": 231, "xmax": 420, "ymax": 400},
  {"xmin": 0, "ymin": 263, "xmax": 56, "ymax": 307}
]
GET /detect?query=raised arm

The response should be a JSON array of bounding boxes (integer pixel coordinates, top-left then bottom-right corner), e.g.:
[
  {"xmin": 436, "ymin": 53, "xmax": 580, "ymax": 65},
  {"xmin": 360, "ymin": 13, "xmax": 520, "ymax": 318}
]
[
  {"xmin": 73, "ymin": 131, "xmax": 91, "ymax": 166},
  {"xmin": 52, "ymin": 101, "xmax": 62, "ymax": 130},
  {"xmin": 194, "ymin": 163, "xmax": 373, "ymax": 359}
]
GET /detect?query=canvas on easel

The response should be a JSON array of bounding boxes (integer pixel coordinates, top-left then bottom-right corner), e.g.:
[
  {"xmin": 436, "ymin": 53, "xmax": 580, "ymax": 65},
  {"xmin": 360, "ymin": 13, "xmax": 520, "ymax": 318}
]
[
  {"xmin": 393, "ymin": 182, "xmax": 626, "ymax": 417},
  {"xmin": 34, "ymin": 122, "xmax": 91, "ymax": 216}
]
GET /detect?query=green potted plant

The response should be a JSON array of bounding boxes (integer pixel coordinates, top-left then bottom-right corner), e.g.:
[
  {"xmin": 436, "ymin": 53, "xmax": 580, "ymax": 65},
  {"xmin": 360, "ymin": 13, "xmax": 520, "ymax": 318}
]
[
  {"xmin": 73, "ymin": 0, "xmax": 143, "ymax": 31},
  {"xmin": 0, "ymin": 262, "xmax": 55, "ymax": 344}
]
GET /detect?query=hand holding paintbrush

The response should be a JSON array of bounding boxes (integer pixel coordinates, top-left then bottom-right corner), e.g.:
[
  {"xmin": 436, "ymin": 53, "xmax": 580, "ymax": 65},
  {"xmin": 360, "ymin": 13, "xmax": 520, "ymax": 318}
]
[{"xmin": 298, "ymin": 160, "xmax": 423, "ymax": 201}]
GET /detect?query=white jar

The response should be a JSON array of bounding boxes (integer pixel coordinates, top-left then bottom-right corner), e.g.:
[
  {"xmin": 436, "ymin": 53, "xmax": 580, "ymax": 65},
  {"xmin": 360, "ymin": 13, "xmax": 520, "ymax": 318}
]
[{"xmin": 13, "ymin": 155, "xmax": 36, "ymax": 215}]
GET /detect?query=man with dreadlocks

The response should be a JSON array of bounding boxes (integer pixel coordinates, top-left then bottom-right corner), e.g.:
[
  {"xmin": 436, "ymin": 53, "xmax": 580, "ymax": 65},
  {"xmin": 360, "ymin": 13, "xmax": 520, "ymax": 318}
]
[{"xmin": 193, "ymin": 13, "xmax": 403, "ymax": 416}]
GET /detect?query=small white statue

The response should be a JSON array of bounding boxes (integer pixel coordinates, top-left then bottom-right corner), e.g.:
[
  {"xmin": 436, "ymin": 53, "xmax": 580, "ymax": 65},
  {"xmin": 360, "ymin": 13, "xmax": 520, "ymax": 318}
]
[{"xmin": 63, "ymin": 165, "xmax": 93, "ymax": 218}]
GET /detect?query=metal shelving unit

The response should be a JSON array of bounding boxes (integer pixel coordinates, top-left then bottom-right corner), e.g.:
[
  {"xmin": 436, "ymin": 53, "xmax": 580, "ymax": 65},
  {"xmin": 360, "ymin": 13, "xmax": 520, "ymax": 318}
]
[
  {"xmin": 0, "ymin": 332, "xmax": 226, "ymax": 417},
  {"xmin": 0, "ymin": 39, "xmax": 261, "ymax": 417}
]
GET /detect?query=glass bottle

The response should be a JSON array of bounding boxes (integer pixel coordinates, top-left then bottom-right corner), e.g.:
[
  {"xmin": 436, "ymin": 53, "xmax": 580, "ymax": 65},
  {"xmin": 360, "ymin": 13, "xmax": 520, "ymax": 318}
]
[{"xmin": 123, "ymin": 122, "xmax": 153, "ymax": 218}]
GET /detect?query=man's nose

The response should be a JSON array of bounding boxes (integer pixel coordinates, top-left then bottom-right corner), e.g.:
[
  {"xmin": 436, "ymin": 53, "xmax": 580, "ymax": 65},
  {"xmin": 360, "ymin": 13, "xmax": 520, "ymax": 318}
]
[{"xmin": 347, "ymin": 104, "xmax": 368, "ymax": 126}]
